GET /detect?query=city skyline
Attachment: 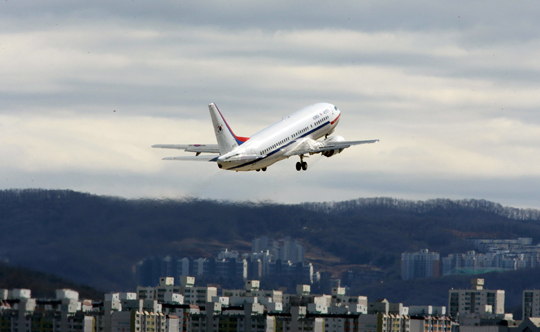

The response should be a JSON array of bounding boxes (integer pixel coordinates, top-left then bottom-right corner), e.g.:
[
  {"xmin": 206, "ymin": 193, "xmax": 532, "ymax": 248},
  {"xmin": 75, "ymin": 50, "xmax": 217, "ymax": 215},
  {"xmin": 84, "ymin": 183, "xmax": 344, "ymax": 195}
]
[{"xmin": 3, "ymin": 276, "xmax": 540, "ymax": 332}]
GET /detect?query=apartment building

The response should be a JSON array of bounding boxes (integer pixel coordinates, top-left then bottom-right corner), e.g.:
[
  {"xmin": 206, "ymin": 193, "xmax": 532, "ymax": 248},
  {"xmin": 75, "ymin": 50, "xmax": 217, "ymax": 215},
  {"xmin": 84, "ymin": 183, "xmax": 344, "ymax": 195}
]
[
  {"xmin": 443, "ymin": 238, "xmax": 540, "ymax": 276},
  {"xmin": 401, "ymin": 249, "xmax": 440, "ymax": 280},
  {"xmin": 360, "ymin": 299, "xmax": 411, "ymax": 332},
  {"xmin": 523, "ymin": 290, "xmax": 540, "ymax": 320},
  {"xmin": 1, "ymin": 276, "xmax": 454, "ymax": 332},
  {"xmin": 448, "ymin": 279, "xmax": 505, "ymax": 317},
  {"xmin": 136, "ymin": 239, "xmax": 314, "ymax": 288},
  {"xmin": 409, "ymin": 306, "xmax": 453, "ymax": 332},
  {"xmin": 252, "ymin": 236, "xmax": 305, "ymax": 264},
  {"xmin": 0, "ymin": 288, "xmax": 96, "ymax": 332}
]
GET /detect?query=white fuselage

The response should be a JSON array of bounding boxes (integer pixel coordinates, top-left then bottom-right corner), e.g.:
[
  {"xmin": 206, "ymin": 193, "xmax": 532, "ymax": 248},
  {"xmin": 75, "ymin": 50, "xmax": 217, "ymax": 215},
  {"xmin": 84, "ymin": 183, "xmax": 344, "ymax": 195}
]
[{"xmin": 217, "ymin": 103, "xmax": 341, "ymax": 171}]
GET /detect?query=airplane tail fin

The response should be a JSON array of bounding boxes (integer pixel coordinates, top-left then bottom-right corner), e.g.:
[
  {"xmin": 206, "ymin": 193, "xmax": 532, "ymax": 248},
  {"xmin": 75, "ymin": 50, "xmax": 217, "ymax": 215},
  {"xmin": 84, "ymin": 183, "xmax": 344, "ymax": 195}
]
[{"xmin": 208, "ymin": 103, "xmax": 249, "ymax": 154}]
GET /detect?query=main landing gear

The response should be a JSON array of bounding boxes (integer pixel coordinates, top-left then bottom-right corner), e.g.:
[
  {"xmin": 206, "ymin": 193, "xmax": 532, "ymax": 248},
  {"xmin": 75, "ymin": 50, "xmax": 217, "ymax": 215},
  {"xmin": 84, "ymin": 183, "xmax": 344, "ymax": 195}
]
[
  {"xmin": 256, "ymin": 167, "xmax": 267, "ymax": 172},
  {"xmin": 296, "ymin": 156, "xmax": 308, "ymax": 171}
]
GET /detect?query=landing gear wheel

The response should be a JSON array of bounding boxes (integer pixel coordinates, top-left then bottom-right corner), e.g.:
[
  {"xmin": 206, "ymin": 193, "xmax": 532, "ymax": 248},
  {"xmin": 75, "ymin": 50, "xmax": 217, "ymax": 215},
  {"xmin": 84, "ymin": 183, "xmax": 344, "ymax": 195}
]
[
  {"xmin": 301, "ymin": 162, "xmax": 308, "ymax": 171},
  {"xmin": 296, "ymin": 162, "xmax": 302, "ymax": 171},
  {"xmin": 262, "ymin": 167, "xmax": 267, "ymax": 172},
  {"xmin": 256, "ymin": 169, "xmax": 260, "ymax": 172}
]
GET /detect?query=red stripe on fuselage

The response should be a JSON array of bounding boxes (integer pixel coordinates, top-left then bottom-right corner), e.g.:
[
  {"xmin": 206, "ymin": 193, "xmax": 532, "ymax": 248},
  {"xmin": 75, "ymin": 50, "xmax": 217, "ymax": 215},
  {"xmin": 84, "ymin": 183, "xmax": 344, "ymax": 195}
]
[{"xmin": 331, "ymin": 113, "xmax": 341, "ymax": 125}]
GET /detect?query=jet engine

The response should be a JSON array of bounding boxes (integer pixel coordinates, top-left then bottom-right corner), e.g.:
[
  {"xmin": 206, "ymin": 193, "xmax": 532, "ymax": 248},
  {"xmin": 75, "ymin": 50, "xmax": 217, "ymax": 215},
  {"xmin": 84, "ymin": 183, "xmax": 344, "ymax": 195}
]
[{"xmin": 321, "ymin": 135, "xmax": 345, "ymax": 157}]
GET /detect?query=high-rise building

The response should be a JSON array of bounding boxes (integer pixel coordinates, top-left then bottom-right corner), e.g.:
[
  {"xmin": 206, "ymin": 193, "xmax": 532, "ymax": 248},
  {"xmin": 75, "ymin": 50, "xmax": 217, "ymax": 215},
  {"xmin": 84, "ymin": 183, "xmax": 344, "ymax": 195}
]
[
  {"xmin": 136, "ymin": 254, "xmax": 248, "ymax": 287},
  {"xmin": 401, "ymin": 249, "xmax": 440, "ymax": 280},
  {"xmin": 523, "ymin": 290, "xmax": 540, "ymax": 320},
  {"xmin": 448, "ymin": 278, "xmax": 505, "ymax": 318},
  {"xmin": 252, "ymin": 236, "xmax": 305, "ymax": 264}
]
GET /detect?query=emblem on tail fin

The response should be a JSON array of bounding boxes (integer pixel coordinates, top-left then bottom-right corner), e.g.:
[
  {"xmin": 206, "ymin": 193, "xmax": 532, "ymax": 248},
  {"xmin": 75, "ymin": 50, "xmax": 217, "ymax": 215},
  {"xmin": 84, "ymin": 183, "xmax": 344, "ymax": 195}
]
[{"xmin": 208, "ymin": 103, "xmax": 250, "ymax": 155}]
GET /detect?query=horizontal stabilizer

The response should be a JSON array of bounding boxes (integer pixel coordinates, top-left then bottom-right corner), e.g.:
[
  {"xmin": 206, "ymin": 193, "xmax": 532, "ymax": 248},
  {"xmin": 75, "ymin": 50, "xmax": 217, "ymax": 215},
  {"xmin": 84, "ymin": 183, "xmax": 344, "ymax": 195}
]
[
  {"xmin": 152, "ymin": 144, "xmax": 188, "ymax": 149},
  {"xmin": 152, "ymin": 144, "xmax": 220, "ymax": 154},
  {"xmin": 163, "ymin": 155, "xmax": 220, "ymax": 162}
]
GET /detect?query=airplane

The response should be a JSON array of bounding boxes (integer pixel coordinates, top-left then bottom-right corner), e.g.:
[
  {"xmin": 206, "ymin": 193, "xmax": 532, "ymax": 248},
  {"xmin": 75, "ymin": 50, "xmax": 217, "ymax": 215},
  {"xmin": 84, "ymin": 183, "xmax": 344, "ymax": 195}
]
[{"xmin": 152, "ymin": 102, "xmax": 379, "ymax": 172}]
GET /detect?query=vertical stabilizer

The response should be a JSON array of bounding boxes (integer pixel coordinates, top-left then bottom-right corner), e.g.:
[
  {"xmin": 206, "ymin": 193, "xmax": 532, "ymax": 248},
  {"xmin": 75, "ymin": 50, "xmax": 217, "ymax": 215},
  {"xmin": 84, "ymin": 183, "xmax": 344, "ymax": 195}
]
[{"xmin": 208, "ymin": 103, "xmax": 249, "ymax": 154}]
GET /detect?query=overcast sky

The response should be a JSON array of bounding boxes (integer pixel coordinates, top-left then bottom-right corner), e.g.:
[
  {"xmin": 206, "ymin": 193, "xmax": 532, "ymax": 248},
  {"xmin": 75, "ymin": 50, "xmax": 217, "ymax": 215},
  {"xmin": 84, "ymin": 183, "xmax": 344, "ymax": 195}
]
[{"xmin": 1, "ymin": 1, "xmax": 540, "ymax": 208}]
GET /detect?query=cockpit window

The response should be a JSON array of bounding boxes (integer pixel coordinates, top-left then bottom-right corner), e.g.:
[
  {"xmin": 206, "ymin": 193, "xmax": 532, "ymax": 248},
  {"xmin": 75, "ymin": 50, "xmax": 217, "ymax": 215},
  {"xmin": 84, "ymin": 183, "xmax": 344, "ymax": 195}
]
[{"xmin": 334, "ymin": 106, "xmax": 338, "ymax": 111}]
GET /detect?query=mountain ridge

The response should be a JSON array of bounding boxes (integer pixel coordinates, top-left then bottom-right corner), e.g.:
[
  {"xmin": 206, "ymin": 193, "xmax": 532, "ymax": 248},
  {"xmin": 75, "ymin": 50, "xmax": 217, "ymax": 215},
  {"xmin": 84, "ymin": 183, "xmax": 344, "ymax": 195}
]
[
  {"xmin": 5, "ymin": 188, "xmax": 540, "ymax": 219},
  {"xmin": 303, "ymin": 197, "xmax": 540, "ymax": 220}
]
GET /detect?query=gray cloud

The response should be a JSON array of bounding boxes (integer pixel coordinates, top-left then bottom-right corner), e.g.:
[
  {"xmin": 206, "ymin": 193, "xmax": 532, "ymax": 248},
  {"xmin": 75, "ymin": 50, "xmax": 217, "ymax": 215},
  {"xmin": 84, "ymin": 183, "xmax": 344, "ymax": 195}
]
[
  {"xmin": 1, "ymin": 0, "xmax": 540, "ymax": 208},
  {"xmin": 4, "ymin": 1, "xmax": 540, "ymax": 43}
]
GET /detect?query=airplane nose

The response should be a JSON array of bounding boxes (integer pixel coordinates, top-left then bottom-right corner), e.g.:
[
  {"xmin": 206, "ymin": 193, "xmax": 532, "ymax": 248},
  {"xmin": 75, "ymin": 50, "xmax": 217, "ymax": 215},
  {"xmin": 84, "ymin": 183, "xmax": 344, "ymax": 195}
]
[{"xmin": 331, "ymin": 110, "xmax": 341, "ymax": 125}]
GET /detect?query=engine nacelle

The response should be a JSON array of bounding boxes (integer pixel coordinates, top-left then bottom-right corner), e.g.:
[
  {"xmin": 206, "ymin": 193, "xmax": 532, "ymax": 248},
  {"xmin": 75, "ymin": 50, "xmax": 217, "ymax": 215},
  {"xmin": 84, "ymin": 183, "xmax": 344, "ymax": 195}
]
[{"xmin": 321, "ymin": 135, "xmax": 345, "ymax": 157}]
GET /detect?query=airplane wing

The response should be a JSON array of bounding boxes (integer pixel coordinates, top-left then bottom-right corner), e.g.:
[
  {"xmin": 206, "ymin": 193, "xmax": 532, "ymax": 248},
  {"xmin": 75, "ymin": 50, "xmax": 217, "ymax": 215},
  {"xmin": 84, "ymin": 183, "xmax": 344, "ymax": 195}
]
[
  {"xmin": 152, "ymin": 144, "xmax": 220, "ymax": 154},
  {"xmin": 320, "ymin": 139, "xmax": 379, "ymax": 150},
  {"xmin": 285, "ymin": 138, "xmax": 379, "ymax": 157},
  {"xmin": 163, "ymin": 155, "xmax": 220, "ymax": 162}
]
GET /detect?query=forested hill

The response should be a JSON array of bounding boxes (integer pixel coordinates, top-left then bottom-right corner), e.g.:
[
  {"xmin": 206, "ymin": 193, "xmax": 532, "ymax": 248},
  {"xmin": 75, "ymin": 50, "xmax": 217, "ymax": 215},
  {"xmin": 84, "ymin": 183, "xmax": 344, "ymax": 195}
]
[
  {"xmin": 1, "ymin": 189, "xmax": 540, "ymax": 295},
  {"xmin": 303, "ymin": 197, "xmax": 540, "ymax": 220}
]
